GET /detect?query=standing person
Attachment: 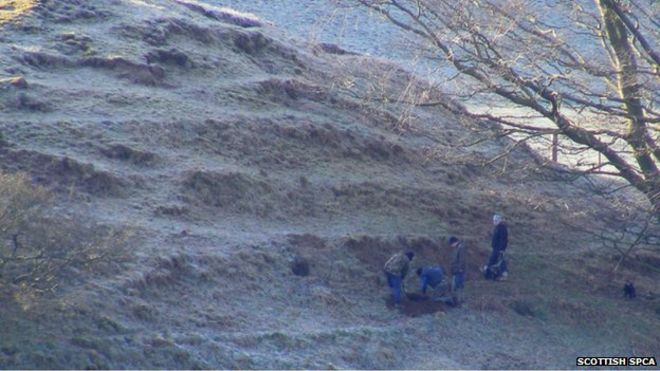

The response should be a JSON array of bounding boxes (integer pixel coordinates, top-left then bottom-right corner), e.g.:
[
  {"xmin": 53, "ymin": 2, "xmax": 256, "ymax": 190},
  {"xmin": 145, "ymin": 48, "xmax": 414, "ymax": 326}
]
[
  {"xmin": 449, "ymin": 236, "xmax": 466, "ymax": 306},
  {"xmin": 383, "ymin": 251, "xmax": 414, "ymax": 306},
  {"xmin": 484, "ymin": 213, "xmax": 508, "ymax": 280}
]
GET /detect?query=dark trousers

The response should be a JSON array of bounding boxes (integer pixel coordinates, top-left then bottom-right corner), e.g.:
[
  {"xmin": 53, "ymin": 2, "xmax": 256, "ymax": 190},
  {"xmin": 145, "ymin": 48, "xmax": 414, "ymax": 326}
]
[
  {"xmin": 487, "ymin": 250, "xmax": 508, "ymax": 276},
  {"xmin": 385, "ymin": 272, "xmax": 402, "ymax": 304}
]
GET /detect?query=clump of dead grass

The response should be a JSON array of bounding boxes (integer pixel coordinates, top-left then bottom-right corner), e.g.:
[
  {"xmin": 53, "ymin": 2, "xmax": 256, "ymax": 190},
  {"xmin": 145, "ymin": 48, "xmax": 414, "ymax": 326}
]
[
  {"xmin": 0, "ymin": 0, "xmax": 36, "ymax": 24},
  {"xmin": 6, "ymin": 150, "xmax": 128, "ymax": 196}
]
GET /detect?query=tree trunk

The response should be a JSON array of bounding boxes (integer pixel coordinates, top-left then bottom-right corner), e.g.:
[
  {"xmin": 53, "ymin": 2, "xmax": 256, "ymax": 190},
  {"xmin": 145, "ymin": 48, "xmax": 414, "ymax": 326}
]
[{"xmin": 598, "ymin": 0, "xmax": 660, "ymax": 218}]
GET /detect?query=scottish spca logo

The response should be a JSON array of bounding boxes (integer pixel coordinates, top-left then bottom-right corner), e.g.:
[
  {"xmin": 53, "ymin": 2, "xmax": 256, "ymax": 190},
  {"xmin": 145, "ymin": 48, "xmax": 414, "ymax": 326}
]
[{"xmin": 576, "ymin": 356, "xmax": 657, "ymax": 367}]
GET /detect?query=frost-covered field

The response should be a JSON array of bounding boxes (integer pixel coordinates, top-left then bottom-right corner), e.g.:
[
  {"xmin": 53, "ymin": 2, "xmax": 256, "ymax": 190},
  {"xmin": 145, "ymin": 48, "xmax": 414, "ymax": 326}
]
[{"xmin": 211, "ymin": 0, "xmax": 436, "ymax": 72}]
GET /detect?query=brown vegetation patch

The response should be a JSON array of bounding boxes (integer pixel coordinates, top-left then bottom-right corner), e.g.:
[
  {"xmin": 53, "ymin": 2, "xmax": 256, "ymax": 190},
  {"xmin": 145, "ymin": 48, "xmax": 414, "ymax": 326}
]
[
  {"xmin": 80, "ymin": 56, "xmax": 165, "ymax": 85},
  {"xmin": 1, "ymin": 91, "xmax": 49, "ymax": 111},
  {"xmin": 55, "ymin": 32, "xmax": 94, "ymax": 56},
  {"xmin": 129, "ymin": 254, "xmax": 195, "ymax": 293},
  {"xmin": 269, "ymin": 118, "xmax": 406, "ymax": 162},
  {"xmin": 256, "ymin": 78, "xmax": 327, "ymax": 103},
  {"xmin": 178, "ymin": 165, "xmax": 320, "ymax": 218},
  {"xmin": 0, "ymin": 0, "xmax": 36, "ymax": 23},
  {"xmin": 231, "ymin": 32, "xmax": 302, "ymax": 73},
  {"xmin": 0, "ymin": 76, "xmax": 28, "ymax": 89},
  {"xmin": 182, "ymin": 170, "xmax": 271, "ymax": 209},
  {"xmin": 275, "ymin": 120, "xmax": 342, "ymax": 147},
  {"xmin": 117, "ymin": 18, "xmax": 217, "ymax": 47},
  {"xmin": 37, "ymin": 0, "xmax": 108, "ymax": 23},
  {"xmin": 100, "ymin": 144, "xmax": 156, "ymax": 166},
  {"xmin": 345, "ymin": 235, "xmax": 398, "ymax": 268},
  {"xmin": 361, "ymin": 136, "xmax": 406, "ymax": 161},
  {"xmin": 330, "ymin": 182, "xmax": 433, "ymax": 211},
  {"xmin": 154, "ymin": 205, "xmax": 189, "ymax": 217},
  {"xmin": 0, "ymin": 149, "xmax": 127, "ymax": 196},
  {"xmin": 315, "ymin": 43, "xmax": 358, "ymax": 56},
  {"xmin": 344, "ymin": 235, "xmax": 444, "ymax": 270},
  {"xmin": 0, "ymin": 172, "xmax": 133, "ymax": 301},
  {"xmin": 15, "ymin": 51, "xmax": 166, "ymax": 85},
  {"xmin": 621, "ymin": 251, "xmax": 660, "ymax": 276},
  {"xmin": 287, "ymin": 233, "xmax": 327, "ymax": 250},
  {"xmin": 17, "ymin": 51, "xmax": 72, "ymax": 68},
  {"xmin": 145, "ymin": 48, "xmax": 191, "ymax": 68},
  {"xmin": 233, "ymin": 30, "xmax": 272, "ymax": 55}
]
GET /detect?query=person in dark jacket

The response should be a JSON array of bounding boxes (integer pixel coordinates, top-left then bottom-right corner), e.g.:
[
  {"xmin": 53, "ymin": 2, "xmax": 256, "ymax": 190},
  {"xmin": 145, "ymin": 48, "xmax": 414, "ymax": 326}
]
[
  {"xmin": 484, "ymin": 213, "xmax": 508, "ymax": 280},
  {"xmin": 449, "ymin": 236, "xmax": 466, "ymax": 306},
  {"xmin": 416, "ymin": 266, "xmax": 444, "ymax": 294},
  {"xmin": 383, "ymin": 251, "xmax": 414, "ymax": 305}
]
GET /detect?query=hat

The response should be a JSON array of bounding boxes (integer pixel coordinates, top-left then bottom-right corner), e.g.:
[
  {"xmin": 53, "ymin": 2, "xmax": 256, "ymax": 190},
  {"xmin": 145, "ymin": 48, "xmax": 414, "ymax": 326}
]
[{"xmin": 448, "ymin": 236, "xmax": 459, "ymax": 245}]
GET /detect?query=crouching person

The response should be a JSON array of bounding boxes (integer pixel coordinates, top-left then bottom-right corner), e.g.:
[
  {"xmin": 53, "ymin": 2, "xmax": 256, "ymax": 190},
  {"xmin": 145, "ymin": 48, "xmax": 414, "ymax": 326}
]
[
  {"xmin": 416, "ymin": 266, "xmax": 446, "ymax": 300},
  {"xmin": 449, "ymin": 236, "xmax": 466, "ymax": 306},
  {"xmin": 383, "ymin": 251, "xmax": 414, "ymax": 306}
]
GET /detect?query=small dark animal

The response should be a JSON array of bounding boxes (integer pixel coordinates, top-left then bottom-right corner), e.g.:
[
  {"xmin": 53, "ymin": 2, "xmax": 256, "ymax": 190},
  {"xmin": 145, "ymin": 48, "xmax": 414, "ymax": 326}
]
[{"xmin": 623, "ymin": 281, "xmax": 636, "ymax": 299}]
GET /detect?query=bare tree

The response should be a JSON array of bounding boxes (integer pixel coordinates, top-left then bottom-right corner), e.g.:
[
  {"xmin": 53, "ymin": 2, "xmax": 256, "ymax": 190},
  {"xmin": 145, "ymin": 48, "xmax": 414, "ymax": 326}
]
[
  {"xmin": 0, "ymin": 172, "xmax": 132, "ymax": 298},
  {"xmin": 351, "ymin": 0, "xmax": 659, "ymax": 216}
]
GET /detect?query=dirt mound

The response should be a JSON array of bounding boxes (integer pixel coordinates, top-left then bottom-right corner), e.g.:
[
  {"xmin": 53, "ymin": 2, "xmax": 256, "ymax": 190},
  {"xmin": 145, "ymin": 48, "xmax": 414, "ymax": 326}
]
[{"xmin": 399, "ymin": 293, "xmax": 448, "ymax": 317}]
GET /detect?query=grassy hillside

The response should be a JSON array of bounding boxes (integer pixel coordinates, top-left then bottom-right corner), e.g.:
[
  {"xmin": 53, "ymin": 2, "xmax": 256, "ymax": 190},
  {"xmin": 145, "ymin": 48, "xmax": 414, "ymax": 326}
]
[{"xmin": 0, "ymin": 0, "xmax": 658, "ymax": 368}]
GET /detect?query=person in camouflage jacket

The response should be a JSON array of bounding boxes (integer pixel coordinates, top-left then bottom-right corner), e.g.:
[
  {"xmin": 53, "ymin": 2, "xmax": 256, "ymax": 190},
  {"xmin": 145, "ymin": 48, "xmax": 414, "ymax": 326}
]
[{"xmin": 383, "ymin": 251, "xmax": 414, "ymax": 305}]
